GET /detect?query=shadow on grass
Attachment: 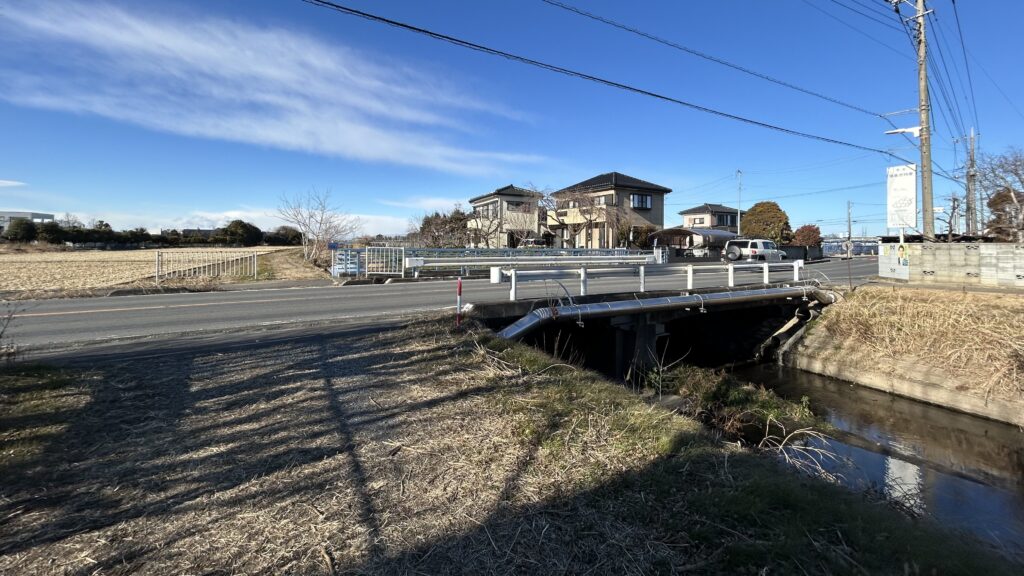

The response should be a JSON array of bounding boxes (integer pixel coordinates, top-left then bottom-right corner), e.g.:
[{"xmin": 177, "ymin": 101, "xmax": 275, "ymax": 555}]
[{"xmin": 0, "ymin": 317, "xmax": 1018, "ymax": 575}]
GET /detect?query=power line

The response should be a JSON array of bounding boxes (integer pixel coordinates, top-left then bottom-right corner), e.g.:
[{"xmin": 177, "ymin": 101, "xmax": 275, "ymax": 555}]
[
  {"xmin": 829, "ymin": 0, "xmax": 904, "ymax": 32},
  {"xmin": 741, "ymin": 181, "xmax": 884, "ymax": 203},
  {"xmin": 950, "ymin": 0, "xmax": 979, "ymax": 129},
  {"xmin": 930, "ymin": 12, "xmax": 972, "ymax": 131},
  {"xmin": 539, "ymin": 0, "xmax": 884, "ymax": 117},
  {"xmin": 299, "ymin": 0, "xmax": 909, "ymax": 160},
  {"xmin": 799, "ymin": 0, "xmax": 913, "ymax": 60},
  {"xmin": 927, "ymin": 12, "xmax": 968, "ymax": 139},
  {"xmin": 544, "ymin": 0, "xmax": 967, "ymax": 182}
]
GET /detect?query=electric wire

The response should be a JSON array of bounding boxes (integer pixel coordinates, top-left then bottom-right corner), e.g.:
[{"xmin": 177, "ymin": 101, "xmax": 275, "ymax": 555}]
[
  {"xmin": 539, "ymin": 0, "xmax": 885, "ymax": 117},
  {"xmin": 798, "ymin": 0, "xmax": 913, "ymax": 60},
  {"xmin": 298, "ymin": 0, "xmax": 910, "ymax": 161},
  {"xmin": 829, "ymin": 0, "xmax": 904, "ymax": 32},
  {"xmin": 950, "ymin": 0, "xmax": 980, "ymax": 129}
]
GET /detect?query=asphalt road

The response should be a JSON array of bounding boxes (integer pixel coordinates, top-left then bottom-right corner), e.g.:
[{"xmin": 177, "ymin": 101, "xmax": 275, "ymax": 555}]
[{"xmin": 6, "ymin": 257, "xmax": 878, "ymax": 351}]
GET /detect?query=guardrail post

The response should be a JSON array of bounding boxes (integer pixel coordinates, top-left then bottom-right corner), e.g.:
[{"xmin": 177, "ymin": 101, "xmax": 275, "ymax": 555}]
[
  {"xmin": 579, "ymin": 267, "xmax": 588, "ymax": 296},
  {"xmin": 490, "ymin": 266, "xmax": 502, "ymax": 284},
  {"xmin": 794, "ymin": 260, "xmax": 803, "ymax": 282},
  {"xmin": 762, "ymin": 262, "xmax": 769, "ymax": 284},
  {"xmin": 639, "ymin": 265, "xmax": 646, "ymax": 292},
  {"xmin": 155, "ymin": 251, "xmax": 161, "ymax": 285},
  {"xmin": 509, "ymin": 269, "xmax": 518, "ymax": 301},
  {"xmin": 686, "ymin": 264, "xmax": 693, "ymax": 290},
  {"xmin": 253, "ymin": 252, "xmax": 258, "ymax": 280},
  {"xmin": 727, "ymin": 263, "xmax": 735, "ymax": 287}
]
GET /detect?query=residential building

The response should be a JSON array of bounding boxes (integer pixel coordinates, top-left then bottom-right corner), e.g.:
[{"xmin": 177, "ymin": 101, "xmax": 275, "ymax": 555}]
[
  {"xmin": 0, "ymin": 211, "xmax": 54, "ymax": 234},
  {"xmin": 678, "ymin": 203, "xmax": 745, "ymax": 233},
  {"xmin": 466, "ymin": 185, "xmax": 545, "ymax": 248},
  {"xmin": 548, "ymin": 172, "xmax": 671, "ymax": 248}
]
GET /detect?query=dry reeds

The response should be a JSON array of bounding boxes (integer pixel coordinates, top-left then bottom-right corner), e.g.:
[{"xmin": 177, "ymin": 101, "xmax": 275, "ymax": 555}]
[{"xmin": 817, "ymin": 286, "xmax": 1024, "ymax": 402}]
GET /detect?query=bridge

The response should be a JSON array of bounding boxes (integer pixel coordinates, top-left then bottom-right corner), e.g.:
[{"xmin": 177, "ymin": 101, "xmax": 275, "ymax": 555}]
[{"xmin": 6, "ymin": 257, "xmax": 876, "ymax": 356}]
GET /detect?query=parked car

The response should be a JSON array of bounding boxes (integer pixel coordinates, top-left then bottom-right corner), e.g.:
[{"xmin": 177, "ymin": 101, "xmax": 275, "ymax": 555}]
[{"xmin": 722, "ymin": 239, "xmax": 786, "ymax": 262}]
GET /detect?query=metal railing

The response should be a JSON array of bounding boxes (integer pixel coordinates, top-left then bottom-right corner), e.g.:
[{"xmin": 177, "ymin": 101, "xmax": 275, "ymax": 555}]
[
  {"xmin": 155, "ymin": 250, "xmax": 258, "ymax": 284},
  {"xmin": 365, "ymin": 246, "xmax": 405, "ymax": 277},
  {"xmin": 497, "ymin": 259, "xmax": 805, "ymax": 301},
  {"xmin": 330, "ymin": 247, "xmax": 667, "ymax": 277},
  {"xmin": 682, "ymin": 261, "xmax": 805, "ymax": 290}
]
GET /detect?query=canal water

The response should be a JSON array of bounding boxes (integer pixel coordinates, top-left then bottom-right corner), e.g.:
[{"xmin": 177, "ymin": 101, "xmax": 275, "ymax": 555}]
[{"xmin": 737, "ymin": 364, "xmax": 1024, "ymax": 561}]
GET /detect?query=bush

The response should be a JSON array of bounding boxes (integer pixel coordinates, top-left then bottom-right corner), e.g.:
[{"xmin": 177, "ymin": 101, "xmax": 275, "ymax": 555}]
[
  {"xmin": 36, "ymin": 221, "xmax": 66, "ymax": 244},
  {"xmin": 2, "ymin": 219, "xmax": 37, "ymax": 242}
]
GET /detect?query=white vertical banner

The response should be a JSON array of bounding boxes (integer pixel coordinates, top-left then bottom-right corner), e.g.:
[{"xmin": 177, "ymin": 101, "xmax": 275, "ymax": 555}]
[{"xmin": 887, "ymin": 164, "xmax": 917, "ymax": 228}]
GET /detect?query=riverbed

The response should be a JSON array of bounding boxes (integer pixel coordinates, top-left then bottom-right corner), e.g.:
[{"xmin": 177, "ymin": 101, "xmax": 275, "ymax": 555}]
[{"xmin": 738, "ymin": 364, "xmax": 1024, "ymax": 561}]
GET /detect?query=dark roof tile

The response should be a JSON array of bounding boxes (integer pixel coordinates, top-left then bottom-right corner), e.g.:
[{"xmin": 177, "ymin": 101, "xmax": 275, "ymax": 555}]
[{"xmin": 555, "ymin": 172, "xmax": 671, "ymax": 195}]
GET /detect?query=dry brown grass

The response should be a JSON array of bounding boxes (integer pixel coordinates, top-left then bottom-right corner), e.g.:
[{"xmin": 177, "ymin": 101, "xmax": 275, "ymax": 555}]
[
  {"xmin": 817, "ymin": 285, "xmax": 1024, "ymax": 402},
  {"xmin": 0, "ymin": 247, "xmax": 288, "ymax": 291},
  {"xmin": 0, "ymin": 318, "xmax": 1017, "ymax": 574}
]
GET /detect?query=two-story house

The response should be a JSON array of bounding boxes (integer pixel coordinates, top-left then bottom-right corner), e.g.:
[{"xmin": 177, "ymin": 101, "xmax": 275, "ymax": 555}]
[
  {"xmin": 548, "ymin": 172, "xmax": 671, "ymax": 248},
  {"xmin": 467, "ymin": 185, "xmax": 545, "ymax": 248},
  {"xmin": 678, "ymin": 203, "xmax": 745, "ymax": 234}
]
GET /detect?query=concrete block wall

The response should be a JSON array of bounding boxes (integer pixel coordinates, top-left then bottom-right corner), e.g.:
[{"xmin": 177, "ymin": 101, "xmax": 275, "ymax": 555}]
[{"xmin": 909, "ymin": 243, "xmax": 1024, "ymax": 287}]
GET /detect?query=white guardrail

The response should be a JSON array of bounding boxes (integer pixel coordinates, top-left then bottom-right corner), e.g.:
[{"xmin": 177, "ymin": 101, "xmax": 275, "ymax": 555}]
[{"xmin": 494, "ymin": 260, "xmax": 804, "ymax": 301}]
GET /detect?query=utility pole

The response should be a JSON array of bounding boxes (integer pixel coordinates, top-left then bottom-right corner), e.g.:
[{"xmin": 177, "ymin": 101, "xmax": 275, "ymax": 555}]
[
  {"xmin": 847, "ymin": 200, "xmax": 853, "ymax": 259},
  {"xmin": 914, "ymin": 0, "xmax": 936, "ymax": 240},
  {"xmin": 965, "ymin": 127, "xmax": 978, "ymax": 235},
  {"xmin": 736, "ymin": 169, "xmax": 742, "ymax": 236}
]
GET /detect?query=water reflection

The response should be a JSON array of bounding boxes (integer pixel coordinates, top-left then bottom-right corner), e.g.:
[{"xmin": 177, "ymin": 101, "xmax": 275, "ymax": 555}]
[{"xmin": 739, "ymin": 364, "xmax": 1024, "ymax": 560}]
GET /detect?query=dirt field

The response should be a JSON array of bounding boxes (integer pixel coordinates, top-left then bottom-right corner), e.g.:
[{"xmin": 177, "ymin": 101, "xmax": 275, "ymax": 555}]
[
  {"xmin": 0, "ymin": 247, "xmax": 289, "ymax": 292},
  {"xmin": 0, "ymin": 318, "xmax": 1016, "ymax": 574}
]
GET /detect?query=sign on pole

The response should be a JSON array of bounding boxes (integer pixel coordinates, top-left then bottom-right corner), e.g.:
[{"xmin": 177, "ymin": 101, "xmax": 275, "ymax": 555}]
[{"xmin": 887, "ymin": 164, "xmax": 917, "ymax": 229}]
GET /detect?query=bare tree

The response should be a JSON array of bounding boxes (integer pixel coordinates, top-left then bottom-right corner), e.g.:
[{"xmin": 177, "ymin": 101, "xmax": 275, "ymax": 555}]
[
  {"xmin": 278, "ymin": 189, "xmax": 362, "ymax": 264},
  {"xmin": 58, "ymin": 212, "xmax": 84, "ymax": 229},
  {"xmin": 468, "ymin": 201, "xmax": 503, "ymax": 248},
  {"xmin": 546, "ymin": 189, "xmax": 604, "ymax": 248},
  {"xmin": 978, "ymin": 149, "xmax": 1024, "ymax": 242},
  {"xmin": 503, "ymin": 197, "xmax": 541, "ymax": 247}
]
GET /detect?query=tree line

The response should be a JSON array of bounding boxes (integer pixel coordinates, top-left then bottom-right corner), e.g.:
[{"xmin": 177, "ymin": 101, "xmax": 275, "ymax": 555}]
[{"xmin": 1, "ymin": 215, "xmax": 304, "ymax": 247}]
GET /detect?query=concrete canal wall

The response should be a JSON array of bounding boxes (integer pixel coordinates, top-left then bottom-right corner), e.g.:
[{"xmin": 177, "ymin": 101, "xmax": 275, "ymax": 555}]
[{"xmin": 784, "ymin": 285, "xmax": 1024, "ymax": 427}]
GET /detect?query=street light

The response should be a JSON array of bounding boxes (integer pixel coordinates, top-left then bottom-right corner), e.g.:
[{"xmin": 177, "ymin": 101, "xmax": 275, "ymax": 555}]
[{"xmin": 884, "ymin": 126, "xmax": 921, "ymax": 138}]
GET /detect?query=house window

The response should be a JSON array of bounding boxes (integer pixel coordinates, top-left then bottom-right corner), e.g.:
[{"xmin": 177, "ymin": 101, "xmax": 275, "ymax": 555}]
[
  {"xmin": 691, "ymin": 217, "xmax": 705, "ymax": 225},
  {"xmin": 716, "ymin": 213, "xmax": 736, "ymax": 227},
  {"xmin": 630, "ymin": 194, "xmax": 652, "ymax": 210}
]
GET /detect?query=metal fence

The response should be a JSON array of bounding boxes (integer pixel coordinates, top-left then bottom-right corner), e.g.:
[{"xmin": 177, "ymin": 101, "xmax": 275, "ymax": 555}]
[
  {"xmin": 331, "ymin": 247, "xmax": 664, "ymax": 277},
  {"xmin": 365, "ymin": 246, "xmax": 405, "ymax": 277},
  {"xmin": 155, "ymin": 251, "xmax": 258, "ymax": 284}
]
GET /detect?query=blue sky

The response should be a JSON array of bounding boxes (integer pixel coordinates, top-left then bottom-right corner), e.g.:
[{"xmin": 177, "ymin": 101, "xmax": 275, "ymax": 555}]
[{"xmin": 1, "ymin": 0, "xmax": 1021, "ymax": 236}]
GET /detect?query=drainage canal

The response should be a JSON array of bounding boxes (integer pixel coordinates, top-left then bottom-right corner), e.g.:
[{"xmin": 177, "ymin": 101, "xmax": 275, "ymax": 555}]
[{"xmin": 477, "ymin": 283, "xmax": 1024, "ymax": 561}]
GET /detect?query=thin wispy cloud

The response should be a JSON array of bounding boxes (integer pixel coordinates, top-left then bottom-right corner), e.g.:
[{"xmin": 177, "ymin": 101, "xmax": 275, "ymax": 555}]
[
  {"xmin": 0, "ymin": 1, "xmax": 541, "ymax": 174},
  {"xmin": 0, "ymin": 180, "xmax": 27, "ymax": 187},
  {"xmin": 378, "ymin": 196, "xmax": 467, "ymax": 211}
]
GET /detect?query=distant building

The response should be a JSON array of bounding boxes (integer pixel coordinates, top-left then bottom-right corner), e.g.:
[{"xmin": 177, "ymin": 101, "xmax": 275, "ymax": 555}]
[
  {"xmin": 0, "ymin": 211, "xmax": 54, "ymax": 234},
  {"xmin": 467, "ymin": 185, "xmax": 545, "ymax": 248},
  {"xmin": 549, "ymin": 172, "xmax": 672, "ymax": 248},
  {"xmin": 678, "ymin": 203, "xmax": 745, "ymax": 234}
]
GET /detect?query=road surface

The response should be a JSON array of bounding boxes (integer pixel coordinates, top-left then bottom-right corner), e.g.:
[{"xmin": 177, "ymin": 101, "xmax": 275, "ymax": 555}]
[{"xmin": 6, "ymin": 258, "xmax": 878, "ymax": 351}]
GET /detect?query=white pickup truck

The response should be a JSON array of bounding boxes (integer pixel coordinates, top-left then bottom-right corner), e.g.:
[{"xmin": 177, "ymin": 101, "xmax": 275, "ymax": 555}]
[{"xmin": 722, "ymin": 239, "xmax": 787, "ymax": 262}]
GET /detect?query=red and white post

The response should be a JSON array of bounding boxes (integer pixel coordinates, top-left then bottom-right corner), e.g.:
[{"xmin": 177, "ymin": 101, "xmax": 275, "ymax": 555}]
[{"xmin": 456, "ymin": 276, "xmax": 463, "ymax": 328}]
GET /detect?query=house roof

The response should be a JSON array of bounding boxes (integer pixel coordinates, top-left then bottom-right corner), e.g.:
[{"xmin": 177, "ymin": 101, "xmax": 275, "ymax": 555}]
[
  {"xmin": 468, "ymin": 184, "xmax": 543, "ymax": 205},
  {"xmin": 555, "ymin": 172, "xmax": 671, "ymax": 196},
  {"xmin": 679, "ymin": 203, "xmax": 745, "ymax": 216},
  {"xmin": 651, "ymin": 226, "xmax": 738, "ymax": 246}
]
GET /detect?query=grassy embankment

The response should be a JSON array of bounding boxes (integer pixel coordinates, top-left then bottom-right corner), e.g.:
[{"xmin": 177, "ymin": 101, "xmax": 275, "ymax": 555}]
[
  {"xmin": 808, "ymin": 285, "xmax": 1024, "ymax": 403},
  {"xmin": 0, "ymin": 316, "xmax": 1018, "ymax": 574}
]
